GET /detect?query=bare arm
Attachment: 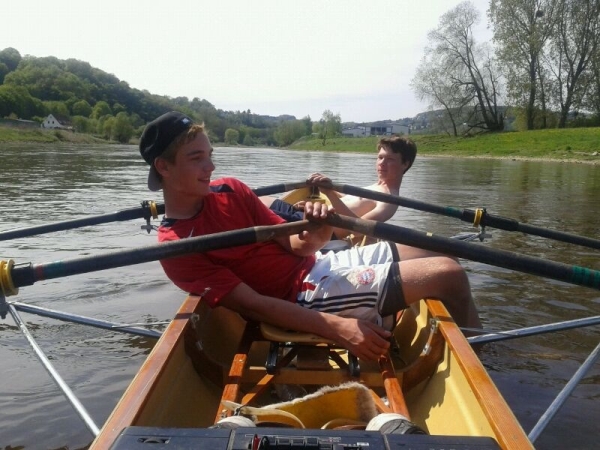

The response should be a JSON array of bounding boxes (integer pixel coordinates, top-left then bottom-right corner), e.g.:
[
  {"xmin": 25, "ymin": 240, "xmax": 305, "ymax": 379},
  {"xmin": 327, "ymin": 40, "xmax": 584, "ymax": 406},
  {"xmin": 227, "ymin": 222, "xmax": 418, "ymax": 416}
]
[
  {"xmin": 307, "ymin": 174, "xmax": 398, "ymax": 241},
  {"xmin": 220, "ymin": 282, "xmax": 391, "ymax": 361}
]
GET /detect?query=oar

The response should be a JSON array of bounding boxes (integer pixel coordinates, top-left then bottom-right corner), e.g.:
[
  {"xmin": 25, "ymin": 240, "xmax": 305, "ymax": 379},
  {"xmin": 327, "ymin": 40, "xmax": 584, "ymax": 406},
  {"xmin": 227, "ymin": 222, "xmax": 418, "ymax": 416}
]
[
  {"xmin": 252, "ymin": 180, "xmax": 307, "ymax": 197},
  {"xmin": 323, "ymin": 182, "xmax": 600, "ymax": 251},
  {"xmin": 0, "ymin": 220, "xmax": 317, "ymax": 317},
  {"xmin": 0, "ymin": 181, "xmax": 308, "ymax": 241},
  {"xmin": 322, "ymin": 214, "xmax": 600, "ymax": 291},
  {"xmin": 0, "ymin": 201, "xmax": 165, "ymax": 242}
]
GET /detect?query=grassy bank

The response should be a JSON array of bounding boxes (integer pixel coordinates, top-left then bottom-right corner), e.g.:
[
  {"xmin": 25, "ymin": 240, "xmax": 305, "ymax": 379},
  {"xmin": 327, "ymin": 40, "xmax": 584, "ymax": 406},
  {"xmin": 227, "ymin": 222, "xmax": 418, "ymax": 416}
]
[
  {"xmin": 3, "ymin": 123, "xmax": 600, "ymax": 164},
  {"xmin": 0, "ymin": 125, "xmax": 108, "ymax": 144},
  {"xmin": 289, "ymin": 128, "xmax": 600, "ymax": 163}
]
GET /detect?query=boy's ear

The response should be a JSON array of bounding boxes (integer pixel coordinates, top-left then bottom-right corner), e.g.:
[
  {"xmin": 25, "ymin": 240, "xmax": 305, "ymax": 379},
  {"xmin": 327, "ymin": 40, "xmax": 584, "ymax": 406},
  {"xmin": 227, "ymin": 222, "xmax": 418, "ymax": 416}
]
[{"xmin": 154, "ymin": 157, "xmax": 169, "ymax": 177}]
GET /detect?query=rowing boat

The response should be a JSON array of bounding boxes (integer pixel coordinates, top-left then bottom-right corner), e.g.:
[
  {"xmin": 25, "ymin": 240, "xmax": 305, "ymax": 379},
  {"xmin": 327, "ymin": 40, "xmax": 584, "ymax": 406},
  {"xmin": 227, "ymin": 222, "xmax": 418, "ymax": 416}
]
[
  {"xmin": 89, "ymin": 293, "xmax": 533, "ymax": 449},
  {"xmin": 87, "ymin": 187, "xmax": 533, "ymax": 449}
]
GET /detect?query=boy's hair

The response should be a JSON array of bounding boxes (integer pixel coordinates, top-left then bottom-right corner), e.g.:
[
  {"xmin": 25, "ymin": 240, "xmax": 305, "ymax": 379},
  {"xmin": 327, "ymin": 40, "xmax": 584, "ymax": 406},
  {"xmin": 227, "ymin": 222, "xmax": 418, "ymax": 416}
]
[
  {"xmin": 377, "ymin": 136, "xmax": 417, "ymax": 173},
  {"xmin": 159, "ymin": 123, "xmax": 206, "ymax": 163}
]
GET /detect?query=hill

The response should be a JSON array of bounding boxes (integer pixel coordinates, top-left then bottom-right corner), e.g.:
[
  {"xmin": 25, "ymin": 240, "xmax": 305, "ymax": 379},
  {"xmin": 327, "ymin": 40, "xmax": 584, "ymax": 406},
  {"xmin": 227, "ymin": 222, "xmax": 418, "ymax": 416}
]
[{"xmin": 0, "ymin": 47, "xmax": 317, "ymax": 145}]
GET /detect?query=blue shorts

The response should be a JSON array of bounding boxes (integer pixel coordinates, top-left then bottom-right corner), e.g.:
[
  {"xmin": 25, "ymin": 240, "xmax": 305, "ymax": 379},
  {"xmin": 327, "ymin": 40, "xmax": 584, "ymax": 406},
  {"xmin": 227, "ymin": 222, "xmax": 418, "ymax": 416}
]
[
  {"xmin": 269, "ymin": 199, "xmax": 304, "ymax": 222},
  {"xmin": 297, "ymin": 241, "xmax": 405, "ymax": 329}
]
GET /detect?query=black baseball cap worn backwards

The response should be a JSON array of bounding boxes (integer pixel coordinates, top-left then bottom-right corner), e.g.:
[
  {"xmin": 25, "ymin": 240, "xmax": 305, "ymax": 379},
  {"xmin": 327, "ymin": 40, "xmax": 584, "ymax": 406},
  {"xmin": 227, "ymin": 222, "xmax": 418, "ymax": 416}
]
[{"xmin": 139, "ymin": 111, "xmax": 193, "ymax": 191}]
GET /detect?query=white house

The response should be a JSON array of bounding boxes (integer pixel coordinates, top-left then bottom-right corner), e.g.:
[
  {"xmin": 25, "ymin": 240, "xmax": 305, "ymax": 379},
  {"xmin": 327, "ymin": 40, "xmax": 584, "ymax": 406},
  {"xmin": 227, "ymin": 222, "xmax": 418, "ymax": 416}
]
[{"xmin": 41, "ymin": 114, "xmax": 67, "ymax": 129}]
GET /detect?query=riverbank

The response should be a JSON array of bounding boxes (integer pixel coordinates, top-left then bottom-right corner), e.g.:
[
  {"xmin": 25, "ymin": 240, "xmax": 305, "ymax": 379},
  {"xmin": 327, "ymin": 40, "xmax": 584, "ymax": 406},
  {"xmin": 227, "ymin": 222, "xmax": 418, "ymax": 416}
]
[
  {"xmin": 288, "ymin": 127, "xmax": 600, "ymax": 164},
  {"xmin": 0, "ymin": 125, "xmax": 109, "ymax": 144},
  {"xmin": 3, "ymin": 124, "xmax": 600, "ymax": 164}
]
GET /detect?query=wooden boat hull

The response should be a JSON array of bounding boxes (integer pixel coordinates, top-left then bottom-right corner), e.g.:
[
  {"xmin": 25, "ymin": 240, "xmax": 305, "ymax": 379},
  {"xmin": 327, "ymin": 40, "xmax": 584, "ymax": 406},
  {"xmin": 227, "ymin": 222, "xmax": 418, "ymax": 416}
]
[{"xmin": 90, "ymin": 295, "xmax": 532, "ymax": 449}]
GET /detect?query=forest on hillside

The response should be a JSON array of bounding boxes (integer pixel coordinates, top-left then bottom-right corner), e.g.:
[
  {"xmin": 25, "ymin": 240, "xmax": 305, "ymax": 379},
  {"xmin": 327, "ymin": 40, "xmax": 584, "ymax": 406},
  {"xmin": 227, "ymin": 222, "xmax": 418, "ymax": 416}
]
[{"xmin": 0, "ymin": 47, "xmax": 360, "ymax": 145}]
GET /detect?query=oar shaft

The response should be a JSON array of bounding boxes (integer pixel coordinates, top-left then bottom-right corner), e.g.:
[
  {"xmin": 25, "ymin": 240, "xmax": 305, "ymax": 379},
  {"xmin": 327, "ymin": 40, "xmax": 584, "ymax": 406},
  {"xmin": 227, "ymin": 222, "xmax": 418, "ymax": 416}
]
[
  {"xmin": 252, "ymin": 181, "xmax": 307, "ymax": 197},
  {"xmin": 330, "ymin": 183, "xmax": 464, "ymax": 219},
  {"xmin": 0, "ymin": 181, "xmax": 309, "ymax": 241},
  {"xmin": 323, "ymin": 214, "xmax": 600, "ymax": 291},
  {"xmin": 328, "ymin": 183, "xmax": 600, "ymax": 250},
  {"xmin": 10, "ymin": 221, "xmax": 313, "ymax": 289},
  {"xmin": 0, "ymin": 204, "xmax": 165, "ymax": 241}
]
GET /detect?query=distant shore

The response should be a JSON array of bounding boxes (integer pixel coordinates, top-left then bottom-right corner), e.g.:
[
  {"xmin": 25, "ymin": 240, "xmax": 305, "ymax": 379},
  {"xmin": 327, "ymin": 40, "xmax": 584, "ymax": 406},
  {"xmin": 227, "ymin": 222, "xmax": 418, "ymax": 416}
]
[
  {"xmin": 0, "ymin": 125, "xmax": 108, "ymax": 144},
  {"xmin": 287, "ymin": 128, "xmax": 600, "ymax": 165},
  {"xmin": 418, "ymin": 153, "xmax": 600, "ymax": 165},
  {"xmin": 2, "ymin": 124, "xmax": 599, "ymax": 164}
]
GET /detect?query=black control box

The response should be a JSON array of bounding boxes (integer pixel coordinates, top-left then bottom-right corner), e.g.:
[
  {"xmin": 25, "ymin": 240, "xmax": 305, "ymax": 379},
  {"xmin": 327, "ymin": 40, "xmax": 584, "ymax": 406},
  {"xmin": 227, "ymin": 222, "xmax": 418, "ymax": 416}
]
[{"xmin": 110, "ymin": 426, "xmax": 502, "ymax": 449}]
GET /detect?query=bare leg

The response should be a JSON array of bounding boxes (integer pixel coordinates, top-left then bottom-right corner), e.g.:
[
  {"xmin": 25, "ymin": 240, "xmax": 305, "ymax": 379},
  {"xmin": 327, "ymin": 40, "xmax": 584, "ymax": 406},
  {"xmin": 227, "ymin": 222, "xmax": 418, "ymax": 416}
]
[
  {"xmin": 397, "ymin": 256, "xmax": 481, "ymax": 331},
  {"xmin": 396, "ymin": 243, "xmax": 459, "ymax": 262}
]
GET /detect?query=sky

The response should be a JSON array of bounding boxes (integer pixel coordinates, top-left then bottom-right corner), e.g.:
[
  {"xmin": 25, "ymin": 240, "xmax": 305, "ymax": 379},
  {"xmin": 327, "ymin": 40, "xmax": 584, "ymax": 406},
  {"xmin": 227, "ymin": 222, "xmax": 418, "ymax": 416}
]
[{"xmin": 4, "ymin": 0, "xmax": 493, "ymax": 123}]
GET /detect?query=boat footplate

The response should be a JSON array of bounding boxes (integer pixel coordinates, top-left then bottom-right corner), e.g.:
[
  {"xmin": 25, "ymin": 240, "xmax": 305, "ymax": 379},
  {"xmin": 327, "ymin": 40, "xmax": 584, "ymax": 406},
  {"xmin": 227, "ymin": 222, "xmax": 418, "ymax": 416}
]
[
  {"xmin": 110, "ymin": 426, "xmax": 502, "ymax": 449},
  {"xmin": 266, "ymin": 340, "xmax": 360, "ymax": 377}
]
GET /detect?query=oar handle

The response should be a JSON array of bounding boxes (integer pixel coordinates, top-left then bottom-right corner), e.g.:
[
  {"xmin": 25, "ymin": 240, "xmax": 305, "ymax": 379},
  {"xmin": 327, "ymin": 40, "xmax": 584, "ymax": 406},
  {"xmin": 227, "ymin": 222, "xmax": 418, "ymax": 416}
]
[
  {"xmin": 326, "ymin": 182, "xmax": 600, "ymax": 250},
  {"xmin": 323, "ymin": 214, "xmax": 600, "ymax": 291}
]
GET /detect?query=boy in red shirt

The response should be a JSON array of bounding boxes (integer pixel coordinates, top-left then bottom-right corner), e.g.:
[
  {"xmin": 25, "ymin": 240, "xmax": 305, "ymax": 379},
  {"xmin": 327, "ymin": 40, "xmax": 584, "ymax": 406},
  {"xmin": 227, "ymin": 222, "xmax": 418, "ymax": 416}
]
[{"xmin": 140, "ymin": 111, "xmax": 481, "ymax": 362}]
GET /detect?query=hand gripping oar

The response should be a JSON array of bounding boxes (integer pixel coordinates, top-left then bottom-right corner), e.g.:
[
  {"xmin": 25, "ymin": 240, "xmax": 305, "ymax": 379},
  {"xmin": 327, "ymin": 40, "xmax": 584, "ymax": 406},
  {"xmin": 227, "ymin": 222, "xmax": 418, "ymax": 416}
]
[
  {"xmin": 0, "ymin": 220, "xmax": 317, "ymax": 318},
  {"xmin": 321, "ymin": 214, "xmax": 600, "ymax": 291},
  {"xmin": 0, "ymin": 181, "xmax": 308, "ymax": 242},
  {"xmin": 322, "ymin": 182, "xmax": 600, "ymax": 251}
]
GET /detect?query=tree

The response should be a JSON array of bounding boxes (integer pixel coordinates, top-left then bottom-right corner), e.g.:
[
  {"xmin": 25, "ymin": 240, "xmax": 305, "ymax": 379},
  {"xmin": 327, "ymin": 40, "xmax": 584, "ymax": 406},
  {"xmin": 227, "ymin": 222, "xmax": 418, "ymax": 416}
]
[
  {"xmin": 545, "ymin": 0, "xmax": 600, "ymax": 127},
  {"xmin": 72, "ymin": 99, "xmax": 92, "ymax": 117},
  {"xmin": 101, "ymin": 116, "xmax": 116, "ymax": 140},
  {"xmin": 112, "ymin": 112, "xmax": 134, "ymax": 143},
  {"xmin": 112, "ymin": 102, "xmax": 126, "ymax": 115},
  {"xmin": 0, "ymin": 47, "xmax": 21, "ymax": 72},
  {"xmin": 0, "ymin": 84, "xmax": 46, "ymax": 119},
  {"xmin": 0, "ymin": 62, "xmax": 8, "ymax": 84},
  {"xmin": 489, "ymin": 0, "xmax": 559, "ymax": 130},
  {"xmin": 301, "ymin": 115, "xmax": 313, "ymax": 135},
  {"xmin": 413, "ymin": 1, "xmax": 504, "ymax": 133},
  {"xmin": 43, "ymin": 100, "xmax": 69, "ymax": 119},
  {"xmin": 91, "ymin": 101, "xmax": 112, "ymax": 119},
  {"xmin": 412, "ymin": 56, "xmax": 473, "ymax": 136},
  {"xmin": 317, "ymin": 110, "xmax": 342, "ymax": 145},
  {"xmin": 273, "ymin": 120, "xmax": 307, "ymax": 146},
  {"xmin": 224, "ymin": 128, "xmax": 239, "ymax": 145},
  {"xmin": 72, "ymin": 115, "xmax": 92, "ymax": 133},
  {"xmin": 586, "ymin": 44, "xmax": 600, "ymax": 120}
]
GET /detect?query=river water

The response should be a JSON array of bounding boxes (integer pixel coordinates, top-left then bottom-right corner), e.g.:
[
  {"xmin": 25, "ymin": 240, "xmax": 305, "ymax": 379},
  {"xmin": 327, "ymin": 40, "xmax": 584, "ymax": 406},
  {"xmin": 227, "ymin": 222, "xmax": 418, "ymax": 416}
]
[{"xmin": 0, "ymin": 143, "xmax": 599, "ymax": 449}]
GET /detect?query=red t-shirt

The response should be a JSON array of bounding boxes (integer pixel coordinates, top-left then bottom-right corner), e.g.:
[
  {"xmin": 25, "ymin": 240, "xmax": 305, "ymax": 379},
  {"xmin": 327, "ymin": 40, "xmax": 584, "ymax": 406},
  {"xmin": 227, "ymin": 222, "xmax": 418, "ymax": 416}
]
[{"xmin": 158, "ymin": 177, "xmax": 316, "ymax": 307}]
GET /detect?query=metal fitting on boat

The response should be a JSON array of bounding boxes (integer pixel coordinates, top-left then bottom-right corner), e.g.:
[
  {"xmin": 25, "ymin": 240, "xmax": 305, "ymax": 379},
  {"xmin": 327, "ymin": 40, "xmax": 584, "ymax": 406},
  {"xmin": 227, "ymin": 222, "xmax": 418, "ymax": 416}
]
[
  {"xmin": 366, "ymin": 413, "xmax": 427, "ymax": 435},
  {"xmin": 0, "ymin": 259, "xmax": 19, "ymax": 319},
  {"xmin": 0, "ymin": 259, "xmax": 18, "ymax": 296}
]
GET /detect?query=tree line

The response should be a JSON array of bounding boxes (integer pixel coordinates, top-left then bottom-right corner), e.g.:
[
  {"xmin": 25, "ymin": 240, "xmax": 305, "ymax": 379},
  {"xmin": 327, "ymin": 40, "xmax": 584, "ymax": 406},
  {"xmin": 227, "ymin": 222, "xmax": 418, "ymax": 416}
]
[
  {"xmin": 411, "ymin": 0, "xmax": 600, "ymax": 135},
  {"xmin": 0, "ymin": 48, "xmax": 342, "ymax": 145}
]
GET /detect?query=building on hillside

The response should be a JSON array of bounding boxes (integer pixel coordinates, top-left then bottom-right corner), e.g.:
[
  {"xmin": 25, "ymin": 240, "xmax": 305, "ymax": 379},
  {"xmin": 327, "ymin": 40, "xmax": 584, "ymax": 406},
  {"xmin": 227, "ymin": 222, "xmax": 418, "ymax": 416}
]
[
  {"xmin": 342, "ymin": 123, "xmax": 410, "ymax": 137},
  {"xmin": 41, "ymin": 114, "xmax": 70, "ymax": 129},
  {"xmin": 341, "ymin": 126, "xmax": 368, "ymax": 137}
]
